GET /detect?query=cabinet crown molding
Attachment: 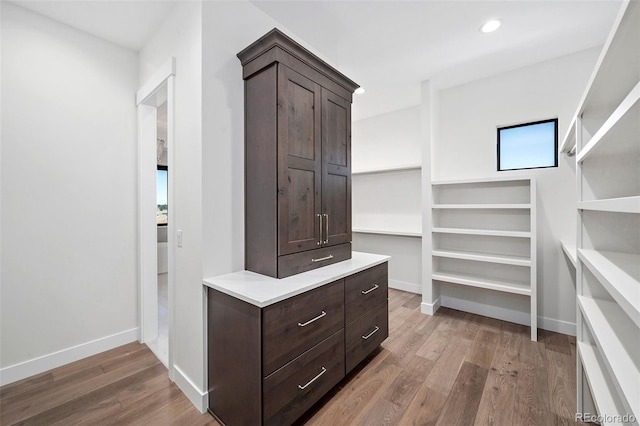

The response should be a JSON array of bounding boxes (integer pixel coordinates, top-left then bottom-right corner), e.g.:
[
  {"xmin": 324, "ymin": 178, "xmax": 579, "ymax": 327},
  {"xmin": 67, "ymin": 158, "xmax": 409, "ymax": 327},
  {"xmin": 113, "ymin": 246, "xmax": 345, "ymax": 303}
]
[{"xmin": 237, "ymin": 28, "xmax": 360, "ymax": 95}]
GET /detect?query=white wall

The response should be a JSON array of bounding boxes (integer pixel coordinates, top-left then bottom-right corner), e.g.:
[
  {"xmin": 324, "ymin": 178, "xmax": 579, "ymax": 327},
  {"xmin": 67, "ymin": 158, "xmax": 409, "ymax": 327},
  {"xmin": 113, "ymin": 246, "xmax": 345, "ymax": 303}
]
[
  {"xmin": 352, "ymin": 105, "xmax": 421, "ymax": 172},
  {"xmin": 139, "ymin": 0, "xmax": 310, "ymax": 412},
  {"xmin": 433, "ymin": 48, "xmax": 600, "ymax": 334},
  {"xmin": 0, "ymin": 2, "xmax": 139, "ymax": 383},
  {"xmin": 138, "ymin": 0, "xmax": 204, "ymax": 409}
]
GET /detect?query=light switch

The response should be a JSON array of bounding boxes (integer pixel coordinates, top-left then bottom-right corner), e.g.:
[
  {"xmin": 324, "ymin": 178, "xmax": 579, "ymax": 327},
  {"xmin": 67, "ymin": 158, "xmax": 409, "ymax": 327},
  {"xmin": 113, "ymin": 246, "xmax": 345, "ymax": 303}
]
[{"xmin": 177, "ymin": 230, "xmax": 183, "ymax": 248}]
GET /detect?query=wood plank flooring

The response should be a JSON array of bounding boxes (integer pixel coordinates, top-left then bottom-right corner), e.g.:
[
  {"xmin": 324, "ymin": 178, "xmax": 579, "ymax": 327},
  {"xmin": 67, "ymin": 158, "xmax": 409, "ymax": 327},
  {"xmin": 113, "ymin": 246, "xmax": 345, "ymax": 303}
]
[{"xmin": 1, "ymin": 289, "xmax": 579, "ymax": 425}]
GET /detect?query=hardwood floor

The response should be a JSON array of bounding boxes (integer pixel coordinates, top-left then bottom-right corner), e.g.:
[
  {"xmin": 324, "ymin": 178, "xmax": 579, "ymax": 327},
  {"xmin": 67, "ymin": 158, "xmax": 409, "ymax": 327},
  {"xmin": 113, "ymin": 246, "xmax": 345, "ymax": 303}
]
[
  {"xmin": 0, "ymin": 289, "xmax": 578, "ymax": 425},
  {"xmin": 297, "ymin": 289, "xmax": 579, "ymax": 426}
]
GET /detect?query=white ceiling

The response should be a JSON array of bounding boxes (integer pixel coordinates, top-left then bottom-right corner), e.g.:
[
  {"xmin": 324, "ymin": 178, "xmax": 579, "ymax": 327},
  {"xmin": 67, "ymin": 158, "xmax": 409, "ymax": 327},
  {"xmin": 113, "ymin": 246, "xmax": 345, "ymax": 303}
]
[
  {"xmin": 10, "ymin": 0, "xmax": 176, "ymax": 51},
  {"xmin": 250, "ymin": 0, "xmax": 622, "ymax": 119},
  {"xmin": 11, "ymin": 0, "xmax": 622, "ymax": 120}
]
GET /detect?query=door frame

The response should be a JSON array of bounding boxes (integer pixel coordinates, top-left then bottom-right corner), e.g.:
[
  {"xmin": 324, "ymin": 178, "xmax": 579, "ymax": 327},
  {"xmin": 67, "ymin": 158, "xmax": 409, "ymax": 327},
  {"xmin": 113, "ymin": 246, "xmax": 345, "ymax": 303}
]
[{"xmin": 136, "ymin": 57, "xmax": 175, "ymax": 370}]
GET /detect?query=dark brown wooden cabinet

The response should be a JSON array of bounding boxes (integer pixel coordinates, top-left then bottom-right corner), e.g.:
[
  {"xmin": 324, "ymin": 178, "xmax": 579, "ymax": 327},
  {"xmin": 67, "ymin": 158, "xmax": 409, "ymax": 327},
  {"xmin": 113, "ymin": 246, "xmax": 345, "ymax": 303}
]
[
  {"xmin": 238, "ymin": 29, "xmax": 359, "ymax": 278},
  {"xmin": 206, "ymin": 261, "xmax": 389, "ymax": 426}
]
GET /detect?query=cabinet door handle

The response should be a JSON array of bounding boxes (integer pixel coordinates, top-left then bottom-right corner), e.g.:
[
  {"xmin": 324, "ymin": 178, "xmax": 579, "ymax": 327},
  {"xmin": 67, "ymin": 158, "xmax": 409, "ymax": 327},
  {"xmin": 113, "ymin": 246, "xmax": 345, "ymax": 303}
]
[
  {"xmin": 317, "ymin": 214, "xmax": 322, "ymax": 246},
  {"xmin": 361, "ymin": 284, "xmax": 379, "ymax": 295},
  {"xmin": 297, "ymin": 310, "xmax": 326, "ymax": 327},
  {"xmin": 323, "ymin": 213, "xmax": 329, "ymax": 244},
  {"xmin": 311, "ymin": 255, "xmax": 333, "ymax": 263},
  {"xmin": 362, "ymin": 326, "xmax": 380, "ymax": 340},
  {"xmin": 298, "ymin": 366, "xmax": 327, "ymax": 390}
]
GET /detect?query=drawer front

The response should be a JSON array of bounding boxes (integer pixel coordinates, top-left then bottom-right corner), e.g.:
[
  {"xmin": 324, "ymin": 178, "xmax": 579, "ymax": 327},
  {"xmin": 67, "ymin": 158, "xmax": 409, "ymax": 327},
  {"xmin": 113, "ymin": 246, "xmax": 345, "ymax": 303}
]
[
  {"xmin": 345, "ymin": 301, "xmax": 388, "ymax": 373},
  {"xmin": 263, "ymin": 279, "xmax": 344, "ymax": 376},
  {"xmin": 345, "ymin": 262, "xmax": 388, "ymax": 324},
  {"xmin": 263, "ymin": 330, "xmax": 345, "ymax": 426},
  {"xmin": 278, "ymin": 242, "xmax": 351, "ymax": 278}
]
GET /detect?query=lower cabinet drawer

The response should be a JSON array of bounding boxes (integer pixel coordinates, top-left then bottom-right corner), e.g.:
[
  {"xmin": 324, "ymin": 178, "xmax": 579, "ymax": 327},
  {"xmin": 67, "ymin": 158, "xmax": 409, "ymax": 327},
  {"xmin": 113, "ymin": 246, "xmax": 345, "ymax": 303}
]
[
  {"xmin": 263, "ymin": 330, "xmax": 345, "ymax": 426},
  {"xmin": 345, "ymin": 302, "xmax": 389, "ymax": 373},
  {"xmin": 278, "ymin": 243, "xmax": 351, "ymax": 278},
  {"xmin": 262, "ymin": 279, "xmax": 344, "ymax": 376}
]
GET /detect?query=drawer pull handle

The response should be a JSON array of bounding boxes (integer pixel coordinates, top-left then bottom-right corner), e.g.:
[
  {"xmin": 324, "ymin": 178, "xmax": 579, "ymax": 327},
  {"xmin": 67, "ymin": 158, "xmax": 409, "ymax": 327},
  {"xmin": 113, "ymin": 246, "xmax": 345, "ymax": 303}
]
[
  {"xmin": 362, "ymin": 326, "xmax": 380, "ymax": 340},
  {"xmin": 297, "ymin": 311, "xmax": 326, "ymax": 327},
  {"xmin": 298, "ymin": 366, "xmax": 327, "ymax": 390},
  {"xmin": 361, "ymin": 284, "xmax": 379, "ymax": 295},
  {"xmin": 311, "ymin": 255, "xmax": 333, "ymax": 263}
]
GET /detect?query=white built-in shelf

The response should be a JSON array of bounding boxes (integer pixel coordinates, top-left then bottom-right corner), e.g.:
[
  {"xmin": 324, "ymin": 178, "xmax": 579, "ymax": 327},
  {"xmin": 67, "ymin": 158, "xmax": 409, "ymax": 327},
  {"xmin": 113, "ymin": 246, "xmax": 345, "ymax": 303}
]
[
  {"xmin": 571, "ymin": 1, "xmax": 639, "ymax": 128},
  {"xmin": 430, "ymin": 177, "xmax": 536, "ymax": 341},
  {"xmin": 432, "ymin": 272, "xmax": 531, "ymax": 296},
  {"xmin": 560, "ymin": 239, "xmax": 577, "ymax": 268},
  {"xmin": 432, "ymin": 227, "xmax": 531, "ymax": 238},
  {"xmin": 432, "ymin": 176, "xmax": 531, "ymax": 186},
  {"xmin": 432, "ymin": 249, "xmax": 531, "ymax": 267},
  {"xmin": 573, "ymin": 1, "xmax": 639, "ymax": 420},
  {"xmin": 578, "ymin": 81, "xmax": 640, "ymax": 163},
  {"xmin": 578, "ymin": 296, "xmax": 640, "ymax": 420},
  {"xmin": 560, "ymin": 116, "xmax": 577, "ymax": 155},
  {"xmin": 578, "ymin": 342, "xmax": 629, "ymax": 424},
  {"xmin": 432, "ymin": 203, "xmax": 531, "ymax": 210},
  {"xmin": 352, "ymin": 164, "xmax": 421, "ymax": 175},
  {"xmin": 578, "ymin": 196, "xmax": 640, "ymax": 214},
  {"xmin": 352, "ymin": 228, "xmax": 422, "ymax": 238},
  {"xmin": 578, "ymin": 249, "xmax": 640, "ymax": 328}
]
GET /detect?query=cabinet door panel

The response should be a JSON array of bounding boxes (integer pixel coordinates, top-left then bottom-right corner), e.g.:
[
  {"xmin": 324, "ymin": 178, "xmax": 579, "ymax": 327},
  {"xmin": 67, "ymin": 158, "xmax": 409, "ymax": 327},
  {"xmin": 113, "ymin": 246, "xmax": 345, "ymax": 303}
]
[
  {"xmin": 322, "ymin": 89, "xmax": 352, "ymax": 246},
  {"xmin": 278, "ymin": 66, "xmax": 322, "ymax": 255}
]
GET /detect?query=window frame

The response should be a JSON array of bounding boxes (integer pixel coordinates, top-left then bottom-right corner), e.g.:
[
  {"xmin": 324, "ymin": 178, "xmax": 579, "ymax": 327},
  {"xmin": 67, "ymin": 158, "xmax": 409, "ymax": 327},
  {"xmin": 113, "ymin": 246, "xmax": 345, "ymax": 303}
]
[{"xmin": 497, "ymin": 118, "xmax": 558, "ymax": 172}]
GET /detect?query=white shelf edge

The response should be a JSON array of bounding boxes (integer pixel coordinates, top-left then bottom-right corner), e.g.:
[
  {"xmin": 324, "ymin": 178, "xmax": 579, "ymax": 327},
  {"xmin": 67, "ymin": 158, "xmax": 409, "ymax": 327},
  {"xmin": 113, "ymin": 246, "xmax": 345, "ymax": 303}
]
[
  {"xmin": 432, "ymin": 203, "xmax": 531, "ymax": 210},
  {"xmin": 432, "ymin": 176, "xmax": 533, "ymax": 185},
  {"xmin": 432, "ymin": 249, "xmax": 531, "ymax": 266},
  {"xmin": 560, "ymin": 115, "xmax": 577, "ymax": 154},
  {"xmin": 352, "ymin": 228, "xmax": 422, "ymax": 238},
  {"xmin": 352, "ymin": 164, "xmax": 421, "ymax": 175},
  {"xmin": 432, "ymin": 272, "xmax": 531, "ymax": 296},
  {"xmin": 578, "ymin": 249, "xmax": 640, "ymax": 328},
  {"xmin": 578, "ymin": 342, "xmax": 629, "ymax": 424},
  {"xmin": 432, "ymin": 227, "xmax": 531, "ymax": 238},
  {"xmin": 560, "ymin": 239, "xmax": 577, "ymax": 268},
  {"xmin": 577, "ymin": 80, "xmax": 640, "ymax": 163},
  {"xmin": 578, "ymin": 196, "xmax": 640, "ymax": 214},
  {"xmin": 578, "ymin": 296, "xmax": 640, "ymax": 419},
  {"xmin": 569, "ymin": 0, "xmax": 633, "ymax": 129}
]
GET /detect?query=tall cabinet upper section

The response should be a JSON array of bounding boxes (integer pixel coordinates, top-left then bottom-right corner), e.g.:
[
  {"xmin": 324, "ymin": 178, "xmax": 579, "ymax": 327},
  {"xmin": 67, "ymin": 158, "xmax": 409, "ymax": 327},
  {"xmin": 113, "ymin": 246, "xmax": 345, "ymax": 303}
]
[{"xmin": 238, "ymin": 29, "xmax": 360, "ymax": 279}]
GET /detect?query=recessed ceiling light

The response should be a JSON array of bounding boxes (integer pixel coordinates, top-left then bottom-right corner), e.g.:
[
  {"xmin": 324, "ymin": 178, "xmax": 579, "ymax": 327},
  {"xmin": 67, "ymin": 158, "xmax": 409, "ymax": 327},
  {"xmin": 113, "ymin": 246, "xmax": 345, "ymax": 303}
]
[
  {"xmin": 354, "ymin": 87, "xmax": 365, "ymax": 95},
  {"xmin": 480, "ymin": 19, "xmax": 502, "ymax": 33}
]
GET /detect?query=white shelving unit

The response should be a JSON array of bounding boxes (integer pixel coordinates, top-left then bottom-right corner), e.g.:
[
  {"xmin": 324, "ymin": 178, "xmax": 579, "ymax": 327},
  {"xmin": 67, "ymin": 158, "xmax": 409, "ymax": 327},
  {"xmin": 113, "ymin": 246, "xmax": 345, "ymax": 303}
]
[
  {"xmin": 352, "ymin": 166, "xmax": 423, "ymax": 295},
  {"xmin": 352, "ymin": 166, "xmax": 422, "ymax": 237},
  {"xmin": 352, "ymin": 164, "xmax": 421, "ymax": 176},
  {"xmin": 430, "ymin": 177, "xmax": 537, "ymax": 340},
  {"xmin": 566, "ymin": 1, "xmax": 640, "ymax": 423}
]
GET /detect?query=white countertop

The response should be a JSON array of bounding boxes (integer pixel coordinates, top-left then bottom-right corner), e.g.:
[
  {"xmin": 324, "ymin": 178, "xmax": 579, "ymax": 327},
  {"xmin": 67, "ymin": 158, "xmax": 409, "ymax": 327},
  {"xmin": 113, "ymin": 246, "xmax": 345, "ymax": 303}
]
[{"xmin": 203, "ymin": 251, "xmax": 390, "ymax": 307}]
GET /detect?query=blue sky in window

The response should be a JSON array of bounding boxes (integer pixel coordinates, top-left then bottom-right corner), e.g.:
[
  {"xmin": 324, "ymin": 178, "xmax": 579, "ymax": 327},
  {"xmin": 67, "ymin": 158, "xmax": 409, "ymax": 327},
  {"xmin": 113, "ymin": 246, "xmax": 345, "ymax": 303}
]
[
  {"xmin": 157, "ymin": 169, "xmax": 168, "ymax": 205},
  {"xmin": 499, "ymin": 121, "xmax": 556, "ymax": 170}
]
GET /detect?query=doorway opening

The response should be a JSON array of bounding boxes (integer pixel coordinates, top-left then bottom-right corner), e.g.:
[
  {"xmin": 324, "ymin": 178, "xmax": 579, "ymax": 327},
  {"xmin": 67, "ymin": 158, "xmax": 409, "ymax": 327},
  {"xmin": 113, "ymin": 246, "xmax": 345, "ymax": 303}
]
[{"xmin": 137, "ymin": 58, "xmax": 175, "ymax": 370}]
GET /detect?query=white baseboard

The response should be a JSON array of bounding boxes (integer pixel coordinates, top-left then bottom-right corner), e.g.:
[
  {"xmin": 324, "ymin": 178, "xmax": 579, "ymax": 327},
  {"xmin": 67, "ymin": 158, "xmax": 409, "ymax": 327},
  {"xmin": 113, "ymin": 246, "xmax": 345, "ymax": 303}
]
[
  {"xmin": 172, "ymin": 364, "xmax": 208, "ymax": 414},
  {"xmin": 440, "ymin": 296, "xmax": 576, "ymax": 336},
  {"xmin": 538, "ymin": 316, "xmax": 576, "ymax": 336},
  {"xmin": 421, "ymin": 297, "xmax": 441, "ymax": 315},
  {"xmin": 389, "ymin": 279, "xmax": 421, "ymax": 294},
  {"xmin": 0, "ymin": 328, "xmax": 139, "ymax": 386}
]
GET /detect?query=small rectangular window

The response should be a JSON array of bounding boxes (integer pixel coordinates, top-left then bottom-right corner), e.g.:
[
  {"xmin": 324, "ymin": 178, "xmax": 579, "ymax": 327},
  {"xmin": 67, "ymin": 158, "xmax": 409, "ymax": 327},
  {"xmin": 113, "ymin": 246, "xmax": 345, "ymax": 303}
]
[
  {"xmin": 497, "ymin": 119, "xmax": 558, "ymax": 171},
  {"xmin": 157, "ymin": 166, "xmax": 168, "ymax": 226}
]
